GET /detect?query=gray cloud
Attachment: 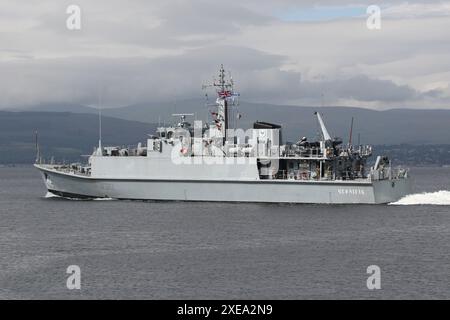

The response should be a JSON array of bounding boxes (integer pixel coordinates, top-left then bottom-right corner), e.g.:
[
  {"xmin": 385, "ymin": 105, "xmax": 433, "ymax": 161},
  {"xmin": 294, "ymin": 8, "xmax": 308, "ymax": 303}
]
[
  {"xmin": 0, "ymin": 46, "xmax": 424, "ymax": 108},
  {"xmin": 0, "ymin": 46, "xmax": 285, "ymax": 107},
  {"xmin": 318, "ymin": 75, "xmax": 416, "ymax": 102},
  {"xmin": 0, "ymin": 0, "xmax": 449, "ymax": 109},
  {"xmin": 238, "ymin": 70, "xmax": 420, "ymax": 104},
  {"xmin": 32, "ymin": 0, "xmax": 272, "ymax": 49}
]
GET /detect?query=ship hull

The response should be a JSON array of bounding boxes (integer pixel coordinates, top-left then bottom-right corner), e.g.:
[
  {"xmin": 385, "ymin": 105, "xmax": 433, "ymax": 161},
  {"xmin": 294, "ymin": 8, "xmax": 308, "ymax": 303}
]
[{"xmin": 35, "ymin": 164, "xmax": 412, "ymax": 204}]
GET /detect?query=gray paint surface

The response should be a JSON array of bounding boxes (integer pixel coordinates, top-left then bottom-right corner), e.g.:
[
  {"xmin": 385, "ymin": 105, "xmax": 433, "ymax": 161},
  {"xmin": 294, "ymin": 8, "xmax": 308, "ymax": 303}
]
[{"xmin": 36, "ymin": 164, "xmax": 412, "ymax": 204}]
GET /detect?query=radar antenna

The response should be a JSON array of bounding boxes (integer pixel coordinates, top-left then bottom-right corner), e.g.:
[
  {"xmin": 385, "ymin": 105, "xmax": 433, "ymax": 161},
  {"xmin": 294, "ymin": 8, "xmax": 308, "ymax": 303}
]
[{"xmin": 172, "ymin": 113, "xmax": 194, "ymax": 128}]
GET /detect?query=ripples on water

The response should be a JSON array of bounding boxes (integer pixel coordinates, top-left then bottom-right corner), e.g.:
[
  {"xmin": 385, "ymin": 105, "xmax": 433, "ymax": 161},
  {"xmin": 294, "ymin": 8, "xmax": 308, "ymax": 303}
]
[{"xmin": 0, "ymin": 166, "xmax": 449, "ymax": 299}]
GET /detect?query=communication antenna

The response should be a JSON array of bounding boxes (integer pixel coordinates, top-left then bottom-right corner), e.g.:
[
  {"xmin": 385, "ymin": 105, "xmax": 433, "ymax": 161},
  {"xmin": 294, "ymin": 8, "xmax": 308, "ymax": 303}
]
[
  {"xmin": 97, "ymin": 89, "xmax": 103, "ymax": 156},
  {"xmin": 34, "ymin": 130, "xmax": 40, "ymax": 164},
  {"xmin": 204, "ymin": 93, "xmax": 209, "ymax": 124}
]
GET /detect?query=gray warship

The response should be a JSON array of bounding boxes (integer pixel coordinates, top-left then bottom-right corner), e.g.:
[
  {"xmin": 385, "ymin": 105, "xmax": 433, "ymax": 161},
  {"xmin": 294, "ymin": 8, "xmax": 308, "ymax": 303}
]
[{"xmin": 35, "ymin": 66, "xmax": 412, "ymax": 204}]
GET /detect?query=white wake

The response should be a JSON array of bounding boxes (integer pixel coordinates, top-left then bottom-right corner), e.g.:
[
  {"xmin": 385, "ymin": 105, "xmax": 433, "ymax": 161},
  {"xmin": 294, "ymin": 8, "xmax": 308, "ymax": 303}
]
[
  {"xmin": 45, "ymin": 191, "xmax": 115, "ymax": 201},
  {"xmin": 390, "ymin": 190, "xmax": 450, "ymax": 205},
  {"xmin": 45, "ymin": 191, "xmax": 61, "ymax": 198}
]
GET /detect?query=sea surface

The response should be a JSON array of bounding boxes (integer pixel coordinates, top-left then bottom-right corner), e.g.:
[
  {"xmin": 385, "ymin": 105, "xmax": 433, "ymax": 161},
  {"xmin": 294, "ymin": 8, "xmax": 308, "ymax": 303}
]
[{"xmin": 0, "ymin": 166, "xmax": 449, "ymax": 299}]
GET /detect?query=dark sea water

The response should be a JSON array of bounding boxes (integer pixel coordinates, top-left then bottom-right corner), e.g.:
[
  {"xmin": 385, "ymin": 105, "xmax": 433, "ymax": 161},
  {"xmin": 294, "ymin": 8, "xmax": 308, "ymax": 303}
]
[{"xmin": 0, "ymin": 166, "xmax": 449, "ymax": 299}]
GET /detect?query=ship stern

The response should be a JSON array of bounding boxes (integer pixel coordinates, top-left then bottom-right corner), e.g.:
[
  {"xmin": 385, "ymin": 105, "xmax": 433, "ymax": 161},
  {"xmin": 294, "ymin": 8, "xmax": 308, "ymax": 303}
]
[{"xmin": 372, "ymin": 177, "xmax": 413, "ymax": 204}]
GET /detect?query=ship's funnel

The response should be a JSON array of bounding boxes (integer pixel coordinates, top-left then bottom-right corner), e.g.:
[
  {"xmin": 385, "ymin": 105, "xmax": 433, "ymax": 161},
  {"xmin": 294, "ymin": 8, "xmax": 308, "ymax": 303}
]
[{"xmin": 314, "ymin": 112, "xmax": 331, "ymax": 141}]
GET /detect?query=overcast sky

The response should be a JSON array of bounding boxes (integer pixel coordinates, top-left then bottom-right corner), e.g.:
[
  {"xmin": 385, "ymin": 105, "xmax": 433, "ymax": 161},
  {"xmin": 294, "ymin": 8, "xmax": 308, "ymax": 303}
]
[{"xmin": 1, "ymin": 0, "xmax": 449, "ymax": 109}]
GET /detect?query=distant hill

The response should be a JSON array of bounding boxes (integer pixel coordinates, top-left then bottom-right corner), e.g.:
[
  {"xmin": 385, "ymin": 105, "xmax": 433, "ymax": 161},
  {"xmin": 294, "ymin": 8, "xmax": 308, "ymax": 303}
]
[
  {"xmin": 373, "ymin": 144, "xmax": 450, "ymax": 166},
  {"xmin": 0, "ymin": 111, "xmax": 156, "ymax": 164},
  {"xmin": 10, "ymin": 103, "xmax": 99, "ymax": 115},
  {"xmin": 16, "ymin": 100, "xmax": 450, "ymax": 145}
]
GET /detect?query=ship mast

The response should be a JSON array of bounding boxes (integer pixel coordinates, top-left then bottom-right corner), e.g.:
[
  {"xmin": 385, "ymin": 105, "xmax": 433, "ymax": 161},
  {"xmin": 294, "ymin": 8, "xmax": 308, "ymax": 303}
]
[
  {"xmin": 202, "ymin": 65, "xmax": 238, "ymax": 141},
  {"xmin": 219, "ymin": 66, "xmax": 229, "ymax": 137}
]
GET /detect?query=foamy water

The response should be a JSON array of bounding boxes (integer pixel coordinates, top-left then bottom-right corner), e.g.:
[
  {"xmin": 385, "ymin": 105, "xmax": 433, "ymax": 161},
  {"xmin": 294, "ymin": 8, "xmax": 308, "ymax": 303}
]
[
  {"xmin": 45, "ymin": 191, "xmax": 115, "ymax": 201},
  {"xmin": 45, "ymin": 191, "xmax": 60, "ymax": 198},
  {"xmin": 390, "ymin": 190, "xmax": 450, "ymax": 205}
]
